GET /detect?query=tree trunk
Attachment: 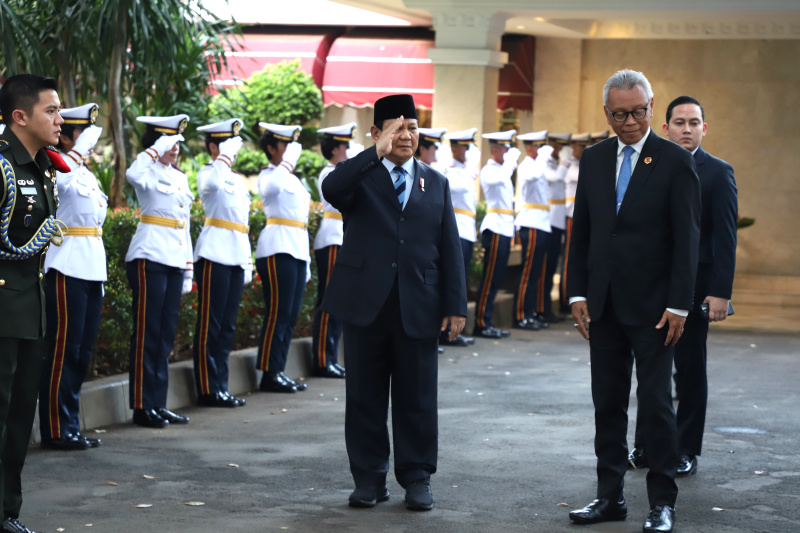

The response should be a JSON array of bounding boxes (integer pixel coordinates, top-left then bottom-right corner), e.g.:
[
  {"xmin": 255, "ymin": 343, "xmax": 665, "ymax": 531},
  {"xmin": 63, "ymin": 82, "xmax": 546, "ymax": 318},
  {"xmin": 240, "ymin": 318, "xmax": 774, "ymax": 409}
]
[
  {"xmin": 107, "ymin": 2, "xmax": 128, "ymax": 209},
  {"xmin": 53, "ymin": 49, "xmax": 76, "ymax": 108}
]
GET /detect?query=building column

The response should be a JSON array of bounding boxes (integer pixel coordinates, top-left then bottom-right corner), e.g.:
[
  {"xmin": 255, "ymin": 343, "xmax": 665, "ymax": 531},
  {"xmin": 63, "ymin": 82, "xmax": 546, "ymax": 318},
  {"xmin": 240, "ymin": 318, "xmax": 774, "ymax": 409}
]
[
  {"xmin": 531, "ymin": 37, "xmax": 583, "ymax": 133},
  {"xmin": 424, "ymin": 10, "xmax": 510, "ymax": 155}
]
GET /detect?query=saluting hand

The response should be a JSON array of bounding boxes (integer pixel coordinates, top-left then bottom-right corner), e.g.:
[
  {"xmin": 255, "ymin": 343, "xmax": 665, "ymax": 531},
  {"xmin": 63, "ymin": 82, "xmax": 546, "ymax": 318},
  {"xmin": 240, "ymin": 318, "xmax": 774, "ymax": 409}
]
[{"xmin": 375, "ymin": 116, "xmax": 404, "ymax": 159}]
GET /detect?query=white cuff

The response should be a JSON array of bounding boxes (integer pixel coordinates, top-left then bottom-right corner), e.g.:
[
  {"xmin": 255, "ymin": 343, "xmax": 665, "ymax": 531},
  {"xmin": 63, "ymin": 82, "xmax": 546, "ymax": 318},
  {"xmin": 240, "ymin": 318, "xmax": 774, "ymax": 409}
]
[{"xmin": 666, "ymin": 307, "xmax": 688, "ymax": 317}]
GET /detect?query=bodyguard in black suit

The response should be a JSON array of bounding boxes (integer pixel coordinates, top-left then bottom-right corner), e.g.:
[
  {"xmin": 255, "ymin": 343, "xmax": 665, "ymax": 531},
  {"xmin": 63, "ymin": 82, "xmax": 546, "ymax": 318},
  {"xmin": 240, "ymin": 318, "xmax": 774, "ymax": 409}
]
[
  {"xmin": 631, "ymin": 96, "xmax": 738, "ymax": 477},
  {"xmin": 566, "ymin": 70, "xmax": 701, "ymax": 533},
  {"xmin": 321, "ymin": 95, "xmax": 467, "ymax": 511}
]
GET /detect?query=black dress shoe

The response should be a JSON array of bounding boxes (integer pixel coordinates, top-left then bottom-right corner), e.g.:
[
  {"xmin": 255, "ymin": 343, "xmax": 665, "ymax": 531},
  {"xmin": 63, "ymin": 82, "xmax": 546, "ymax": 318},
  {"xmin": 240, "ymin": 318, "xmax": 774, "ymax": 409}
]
[
  {"xmin": 198, "ymin": 392, "xmax": 239, "ymax": 408},
  {"xmin": 542, "ymin": 311, "xmax": 564, "ymax": 323},
  {"xmin": 643, "ymin": 505, "xmax": 675, "ymax": 532},
  {"xmin": 676, "ymin": 455, "xmax": 697, "ymax": 476},
  {"xmin": 462, "ymin": 335, "xmax": 475, "ymax": 345},
  {"xmin": 348, "ymin": 485, "xmax": 390, "ymax": 508},
  {"xmin": 312, "ymin": 364, "xmax": 346, "ymax": 378},
  {"xmin": 569, "ymin": 495, "xmax": 627, "ymax": 524},
  {"xmin": 221, "ymin": 391, "xmax": 246, "ymax": 406},
  {"xmin": 437, "ymin": 347, "xmax": 445, "ymax": 354},
  {"xmin": 473, "ymin": 326, "xmax": 502, "ymax": 338},
  {"xmin": 3, "ymin": 516, "xmax": 43, "ymax": 533},
  {"xmin": 512, "ymin": 318, "xmax": 540, "ymax": 330},
  {"xmin": 156, "ymin": 408, "xmax": 189, "ymax": 425},
  {"xmin": 260, "ymin": 372, "xmax": 298, "ymax": 392},
  {"xmin": 498, "ymin": 328, "xmax": 510, "ymax": 337},
  {"xmin": 76, "ymin": 432, "xmax": 102, "ymax": 448},
  {"xmin": 41, "ymin": 433, "xmax": 89, "ymax": 451},
  {"xmin": 628, "ymin": 447, "xmax": 649, "ymax": 469},
  {"xmin": 404, "ymin": 478, "xmax": 433, "ymax": 511},
  {"xmin": 282, "ymin": 373, "xmax": 308, "ymax": 391},
  {"xmin": 440, "ymin": 333, "xmax": 470, "ymax": 346},
  {"xmin": 531, "ymin": 313, "xmax": 550, "ymax": 328},
  {"xmin": 333, "ymin": 363, "xmax": 346, "ymax": 374},
  {"xmin": 133, "ymin": 409, "xmax": 168, "ymax": 428}
]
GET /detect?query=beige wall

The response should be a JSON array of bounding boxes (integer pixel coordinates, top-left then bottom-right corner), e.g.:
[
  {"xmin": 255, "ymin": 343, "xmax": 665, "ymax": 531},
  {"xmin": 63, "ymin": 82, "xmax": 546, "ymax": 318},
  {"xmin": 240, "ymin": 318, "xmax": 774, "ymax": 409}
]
[{"xmin": 568, "ymin": 39, "xmax": 800, "ymax": 277}]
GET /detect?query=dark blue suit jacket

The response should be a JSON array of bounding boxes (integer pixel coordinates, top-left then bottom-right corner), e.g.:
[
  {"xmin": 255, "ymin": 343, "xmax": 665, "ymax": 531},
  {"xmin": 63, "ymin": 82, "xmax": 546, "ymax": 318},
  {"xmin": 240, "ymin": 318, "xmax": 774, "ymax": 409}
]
[
  {"xmin": 320, "ymin": 146, "xmax": 467, "ymax": 339},
  {"xmin": 693, "ymin": 147, "xmax": 737, "ymax": 300}
]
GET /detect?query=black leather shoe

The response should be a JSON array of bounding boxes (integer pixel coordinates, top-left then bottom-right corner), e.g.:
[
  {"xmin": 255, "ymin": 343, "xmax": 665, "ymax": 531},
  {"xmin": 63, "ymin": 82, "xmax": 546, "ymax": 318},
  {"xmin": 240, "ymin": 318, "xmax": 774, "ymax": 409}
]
[
  {"xmin": 76, "ymin": 432, "xmax": 102, "ymax": 448},
  {"xmin": 541, "ymin": 311, "xmax": 564, "ymax": 323},
  {"xmin": 333, "ymin": 363, "xmax": 346, "ymax": 374},
  {"xmin": 282, "ymin": 373, "xmax": 308, "ymax": 391},
  {"xmin": 156, "ymin": 408, "xmax": 189, "ymax": 425},
  {"xmin": 643, "ymin": 505, "xmax": 675, "ymax": 532},
  {"xmin": 569, "ymin": 495, "xmax": 627, "ymax": 524},
  {"xmin": 132, "ymin": 409, "xmax": 168, "ymax": 428},
  {"xmin": 348, "ymin": 485, "xmax": 390, "ymax": 508},
  {"xmin": 462, "ymin": 335, "xmax": 475, "ymax": 345},
  {"xmin": 531, "ymin": 313, "xmax": 550, "ymax": 328},
  {"xmin": 221, "ymin": 391, "xmax": 246, "ymax": 406},
  {"xmin": 198, "ymin": 392, "xmax": 239, "ymax": 408},
  {"xmin": 312, "ymin": 364, "xmax": 346, "ymax": 378},
  {"xmin": 440, "ymin": 333, "xmax": 470, "ymax": 346},
  {"xmin": 437, "ymin": 347, "xmax": 445, "ymax": 354},
  {"xmin": 512, "ymin": 318, "xmax": 540, "ymax": 330},
  {"xmin": 2, "ymin": 516, "xmax": 43, "ymax": 533},
  {"xmin": 260, "ymin": 372, "xmax": 298, "ymax": 392},
  {"xmin": 473, "ymin": 326, "xmax": 502, "ymax": 338},
  {"xmin": 41, "ymin": 433, "xmax": 89, "ymax": 451},
  {"xmin": 676, "ymin": 455, "xmax": 697, "ymax": 477},
  {"xmin": 628, "ymin": 447, "xmax": 649, "ymax": 470},
  {"xmin": 405, "ymin": 478, "xmax": 433, "ymax": 511}
]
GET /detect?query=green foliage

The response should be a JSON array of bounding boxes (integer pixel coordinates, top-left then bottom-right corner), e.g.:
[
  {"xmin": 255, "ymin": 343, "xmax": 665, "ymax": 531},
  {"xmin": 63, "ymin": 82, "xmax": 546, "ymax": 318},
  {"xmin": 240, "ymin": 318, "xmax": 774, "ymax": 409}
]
[
  {"xmin": 470, "ymin": 201, "xmax": 487, "ymax": 290},
  {"xmin": 209, "ymin": 60, "xmax": 323, "ymax": 143},
  {"xmin": 87, "ymin": 150, "xmax": 115, "ymax": 196},
  {"xmin": 232, "ymin": 145, "xmax": 270, "ymax": 176},
  {"xmin": 179, "ymin": 152, "xmax": 211, "ymax": 197}
]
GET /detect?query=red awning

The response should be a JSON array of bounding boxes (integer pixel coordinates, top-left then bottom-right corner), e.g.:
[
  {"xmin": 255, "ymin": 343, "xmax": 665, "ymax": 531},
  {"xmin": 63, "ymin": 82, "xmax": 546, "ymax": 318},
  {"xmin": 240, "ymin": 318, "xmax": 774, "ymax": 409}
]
[
  {"xmin": 213, "ymin": 33, "xmax": 335, "ymax": 89},
  {"xmin": 321, "ymin": 38, "xmax": 435, "ymax": 109},
  {"xmin": 498, "ymin": 35, "xmax": 535, "ymax": 112}
]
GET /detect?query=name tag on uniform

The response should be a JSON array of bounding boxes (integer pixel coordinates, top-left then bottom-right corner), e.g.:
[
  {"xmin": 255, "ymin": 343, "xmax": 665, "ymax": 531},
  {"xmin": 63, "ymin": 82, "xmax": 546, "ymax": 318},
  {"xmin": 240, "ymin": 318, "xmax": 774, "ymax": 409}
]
[
  {"xmin": 158, "ymin": 179, "xmax": 171, "ymax": 186},
  {"xmin": 20, "ymin": 187, "xmax": 37, "ymax": 195}
]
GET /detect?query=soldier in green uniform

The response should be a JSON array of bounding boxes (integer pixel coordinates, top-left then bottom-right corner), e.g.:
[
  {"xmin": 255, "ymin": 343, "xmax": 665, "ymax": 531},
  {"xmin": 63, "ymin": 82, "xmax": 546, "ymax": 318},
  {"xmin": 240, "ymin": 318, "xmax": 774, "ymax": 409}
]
[{"xmin": 0, "ymin": 74, "xmax": 68, "ymax": 533}]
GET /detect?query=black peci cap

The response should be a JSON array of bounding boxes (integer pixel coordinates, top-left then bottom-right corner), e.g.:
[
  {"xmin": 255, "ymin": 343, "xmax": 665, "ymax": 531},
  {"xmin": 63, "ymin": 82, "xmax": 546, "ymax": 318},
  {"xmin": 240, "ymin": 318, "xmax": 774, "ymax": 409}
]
[{"xmin": 374, "ymin": 94, "xmax": 418, "ymax": 127}]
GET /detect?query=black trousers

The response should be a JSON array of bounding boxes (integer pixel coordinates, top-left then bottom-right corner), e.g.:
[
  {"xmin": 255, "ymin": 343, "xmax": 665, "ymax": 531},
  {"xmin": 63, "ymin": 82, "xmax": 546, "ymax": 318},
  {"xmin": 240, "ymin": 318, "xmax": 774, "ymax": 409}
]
[
  {"xmin": 40, "ymin": 271, "xmax": 103, "ymax": 440},
  {"xmin": 514, "ymin": 227, "xmax": 549, "ymax": 322},
  {"xmin": 590, "ymin": 293, "xmax": 678, "ymax": 508},
  {"xmin": 126, "ymin": 259, "xmax": 183, "ymax": 410},
  {"xmin": 474, "ymin": 230, "xmax": 511, "ymax": 330},
  {"xmin": 635, "ymin": 264, "xmax": 712, "ymax": 458},
  {"xmin": 193, "ymin": 259, "xmax": 244, "ymax": 396},
  {"xmin": 559, "ymin": 217, "xmax": 573, "ymax": 311},
  {"xmin": 312, "ymin": 246, "xmax": 343, "ymax": 368},
  {"xmin": 255, "ymin": 254, "xmax": 306, "ymax": 375},
  {"xmin": 0, "ymin": 337, "xmax": 46, "ymax": 519},
  {"xmin": 541, "ymin": 226, "xmax": 564, "ymax": 315},
  {"xmin": 343, "ymin": 279, "xmax": 439, "ymax": 488}
]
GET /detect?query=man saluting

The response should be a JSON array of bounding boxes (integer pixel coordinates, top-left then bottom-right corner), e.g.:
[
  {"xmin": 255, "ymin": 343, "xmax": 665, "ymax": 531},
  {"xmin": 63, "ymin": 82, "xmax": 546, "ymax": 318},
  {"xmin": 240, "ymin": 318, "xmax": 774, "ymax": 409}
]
[{"xmin": 321, "ymin": 94, "xmax": 467, "ymax": 511}]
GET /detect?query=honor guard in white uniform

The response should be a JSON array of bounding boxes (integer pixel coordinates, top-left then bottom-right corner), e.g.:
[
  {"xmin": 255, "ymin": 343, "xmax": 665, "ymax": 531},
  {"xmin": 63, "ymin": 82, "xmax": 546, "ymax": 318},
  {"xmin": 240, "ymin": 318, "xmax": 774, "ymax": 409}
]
[
  {"xmin": 39, "ymin": 104, "xmax": 105, "ymax": 450},
  {"xmin": 255, "ymin": 123, "xmax": 311, "ymax": 393},
  {"xmin": 415, "ymin": 127, "xmax": 446, "ymax": 171},
  {"xmin": 539, "ymin": 132, "xmax": 571, "ymax": 323},
  {"xmin": 191, "ymin": 119, "xmax": 249, "ymax": 408},
  {"xmin": 311, "ymin": 123, "xmax": 359, "ymax": 378},
  {"xmin": 512, "ymin": 130, "xmax": 553, "ymax": 331},
  {"xmin": 591, "ymin": 129, "xmax": 610, "ymax": 145},
  {"xmin": 438, "ymin": 128, "xmax": 479, "ymax": 347},
  {"xmin": 125, "ymin": 114, "xmax": 193, "ymax": 428},
  {"xmin": 473, "ymin": 130, "xmax": 519, "ymax": 339},
  {"xmin": 560, "ymin": 132, "xmax": 591, "ymax": 314}
]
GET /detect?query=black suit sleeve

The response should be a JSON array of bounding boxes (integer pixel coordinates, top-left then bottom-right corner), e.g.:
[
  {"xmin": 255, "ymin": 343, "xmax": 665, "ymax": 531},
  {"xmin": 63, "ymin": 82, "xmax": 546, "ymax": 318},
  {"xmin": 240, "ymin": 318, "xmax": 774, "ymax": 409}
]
[
  {"xmin": 708, "ymin": 160, "xmax": 738, "ymax": 299},
  {"xmin": 566, "ymin": 151, "xmax": 590, "ymax": 299},
  {"xmin": 321, "ymin": 145, "xmax": 382, "ymax": 212},
  {"xmin": 667, "ymin": 150, "xmax": 702, "ymax": 310},
  {"xmin": 439, "ymin": 175, "xmax": 468, "ymax": 318}
]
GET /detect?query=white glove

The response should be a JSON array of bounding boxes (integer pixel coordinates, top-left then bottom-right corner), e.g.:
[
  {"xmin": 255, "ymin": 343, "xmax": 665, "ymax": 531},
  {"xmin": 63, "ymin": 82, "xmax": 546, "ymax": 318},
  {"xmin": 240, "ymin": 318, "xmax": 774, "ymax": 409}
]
[
  {"xmin": 559, "ymin": 146, "xmax": 572, "ymax": 165},
  {"xmin": 182, "ymin": 269, "xmax": 193, "ymax": 295},
  {"xmin": 465, "ymin": 145, "xmax": 481, "ymax": 168},
  {"xmin": 345, "ymin": 142, "xmax": 364, "ymax": 159},
  {"xmin": 536, "ymin": 144, "xmax": 554, "ymax": 162},
  {"xmin": 282, "ymin": 142, "xmax": 302, "ymax": 170},
  {"xmin": 218, "ymin": 136, "xmax": 243, "ymax": 162},
  {"xmin": 152, "ymin": 134, "xmax": 184, "ymax": 157},
  {"xmin": 503, "ymin": 147, "xmax": 521, "ymax": 168},
  {"xmin": 72, "ymin": 125, "xmax": 103, "ymax": 157},
  {"xmin": 243, "ymin": 263, "xmax": 253, "ymax": 286}
]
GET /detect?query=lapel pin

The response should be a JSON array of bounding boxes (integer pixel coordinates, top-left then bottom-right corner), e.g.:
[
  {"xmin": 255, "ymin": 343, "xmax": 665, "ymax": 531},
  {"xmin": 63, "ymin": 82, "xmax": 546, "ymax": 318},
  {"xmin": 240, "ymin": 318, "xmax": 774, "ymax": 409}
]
[
  {"xmin": 644, "ymin": 157, "xmax": 652, "ymax": 164},
  {"xmin": 420, "ymin": 176, "xmax": 425, "ymax": 192}
]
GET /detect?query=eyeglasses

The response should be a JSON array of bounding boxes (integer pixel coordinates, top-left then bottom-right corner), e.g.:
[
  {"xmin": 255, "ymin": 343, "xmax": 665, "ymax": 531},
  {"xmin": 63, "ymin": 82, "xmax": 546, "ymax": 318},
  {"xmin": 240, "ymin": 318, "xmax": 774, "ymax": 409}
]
[{"xmin": 606, "ymin": 106, "xmax": 649, "ymax": 122}]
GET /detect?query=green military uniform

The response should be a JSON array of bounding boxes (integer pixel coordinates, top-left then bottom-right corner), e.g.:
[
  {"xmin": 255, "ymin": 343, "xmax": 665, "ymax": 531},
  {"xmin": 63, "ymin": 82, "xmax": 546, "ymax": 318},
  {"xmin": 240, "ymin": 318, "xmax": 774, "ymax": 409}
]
[{"xmin": 0, "ymin": 126, "xmax": 58, "ymax": 521}]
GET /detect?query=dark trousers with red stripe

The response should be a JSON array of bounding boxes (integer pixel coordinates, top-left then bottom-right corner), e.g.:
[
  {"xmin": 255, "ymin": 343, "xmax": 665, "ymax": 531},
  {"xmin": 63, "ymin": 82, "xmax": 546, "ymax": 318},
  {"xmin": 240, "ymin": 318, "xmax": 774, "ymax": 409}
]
[
  {"xmin": 540, "ymin": 227, "xmax": 564, "ymax": 315},
  {"xmin": 473, "ymin": 230, "xmax": 511, "ymax": 330},
  {"xmin": 513, "ymin": 227, "xmax": 549, "ymax": 322},
  {"xmin": 192, "ymin": 259, "xmax": 244, "ymax": 396},
  {"xmin": 344, "ymin": 279, "xmax": 439, "ymax": 488},
  {"xmin": 312, "ymin": 246, "xmax": 343, "ymax": 368},
  {"xmin": 559, "ymin": 217, "xmax": 574, "ymax": 312},
  {"xmin": 39, "ymin": 270, "xmax": 103, "ymax": 440},
  {"xmin": 256, "ymin": 254, "xmax": 306, "ymax": 376},
  {"xmin": 126, "ymin": 259, "xmax": 183, "ymax": 410}
]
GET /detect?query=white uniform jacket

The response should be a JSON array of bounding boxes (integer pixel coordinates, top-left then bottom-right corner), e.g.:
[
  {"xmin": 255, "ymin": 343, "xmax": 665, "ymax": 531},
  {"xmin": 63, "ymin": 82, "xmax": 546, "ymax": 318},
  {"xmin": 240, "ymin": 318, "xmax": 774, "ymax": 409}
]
[
  {"xmin": 254, "ymin": 164, "xmax": 311, "ymax": 266},
  {"xmin": 479, "ymin": 158, "xmax": 516, "ymax": 238},
  {"xmin": 124, "ymin": 153, "xmax": 194, "ymax": 269},
  {"xmin": 193, "ymin": 160, "xmax": 252, "ymax": 268},
  {"xmin": 544, "ymin": 157, "xmax": 568, "ymax": 231},
  {"xmin": 514, "ymin": 155, "xmax": 551, "ymax": 233},
  {"xmin": 564, "ymin": 155, "xmax": 579, "ymax": 219},
  {"xmin": 45, "ymin": 163, "xmax": 108, "ymax": 281},
  {"xmin": 313, "ymin": 164, "xmax": 343, "ymax": 250},
  {"xmin": 444, "ymin": 159, "xmax": 478, "ymax": 243}
]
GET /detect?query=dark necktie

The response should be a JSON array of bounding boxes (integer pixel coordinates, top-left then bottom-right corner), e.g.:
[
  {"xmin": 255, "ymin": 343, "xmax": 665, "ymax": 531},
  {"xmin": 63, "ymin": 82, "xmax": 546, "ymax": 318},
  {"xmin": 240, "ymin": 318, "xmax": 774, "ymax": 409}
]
[{"xmin": 393, "ymin": 166, "xmax": 407, "ymax": 206}]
